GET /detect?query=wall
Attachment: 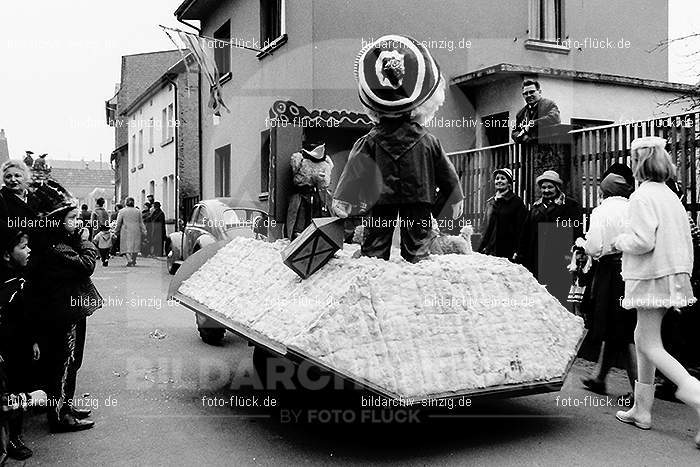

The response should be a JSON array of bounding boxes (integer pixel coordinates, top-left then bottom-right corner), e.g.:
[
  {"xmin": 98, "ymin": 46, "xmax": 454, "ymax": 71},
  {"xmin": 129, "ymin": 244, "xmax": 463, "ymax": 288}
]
[
  {"xmin": 198, "ymin": 0, "xmax": 314, "ymax": 203},
  {"xmin": 126, "ymin": 84, "xmax": 176, "ymax": 219},
  {"xmin": 175, "ymin": 69, "xmax": 201, "ymax": 210}
]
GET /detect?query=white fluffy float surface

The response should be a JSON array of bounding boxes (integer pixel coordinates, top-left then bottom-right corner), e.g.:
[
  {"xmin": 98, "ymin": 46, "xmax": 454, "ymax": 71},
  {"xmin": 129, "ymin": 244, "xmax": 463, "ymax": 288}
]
[{"xmin": 179, "ymin": 238, "xmax": 585, "ymax": 399}]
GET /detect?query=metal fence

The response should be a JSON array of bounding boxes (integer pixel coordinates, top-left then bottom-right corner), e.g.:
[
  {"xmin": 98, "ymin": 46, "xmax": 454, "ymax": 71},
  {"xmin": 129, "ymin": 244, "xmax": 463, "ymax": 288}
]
[{"xmin": 447, "ymin": 111, "xmax": 700, "ymax": 233}]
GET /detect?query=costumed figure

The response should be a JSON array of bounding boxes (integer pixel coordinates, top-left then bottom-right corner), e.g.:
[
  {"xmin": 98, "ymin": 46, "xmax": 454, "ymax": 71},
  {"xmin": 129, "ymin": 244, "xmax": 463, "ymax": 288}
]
[
  {"xmin": 332, "ymin": 34, "xmax": 463, "ymax": 263},
  {"xmin": 31, "ymin": 154, "xmax": 50, "ymax": 183},
  {"xmin": 286, "ymin": 144, "xmax": 333, "ymax": 239}
]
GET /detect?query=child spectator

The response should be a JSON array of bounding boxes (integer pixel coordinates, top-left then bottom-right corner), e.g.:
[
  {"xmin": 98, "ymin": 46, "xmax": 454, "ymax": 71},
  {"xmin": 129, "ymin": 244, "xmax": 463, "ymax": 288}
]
[
  {"xmin": 92, "ymin": 224, "xmax": 114, "ymax": 266},
  {"xmin": 0, "ymin": 228, "xmax": 43, "ymax": 462}
]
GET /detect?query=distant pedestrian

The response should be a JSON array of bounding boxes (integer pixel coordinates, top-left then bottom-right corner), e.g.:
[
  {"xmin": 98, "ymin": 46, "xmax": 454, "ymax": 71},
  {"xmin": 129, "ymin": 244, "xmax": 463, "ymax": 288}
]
[
  {"xmin": 22, "ymin": 152, "xmax": 33, "ymax": 170},
  {"xmin": 141, "ymin": 202, "xmax": 152, "ymax": 257},
  {"xmin": 115, "ymin": 197, "xmax": 146, "ymax": 267},
  {"xmin": 79, "ymin": 204, "xmax": 92, "ymax": 237},
  {"xmin": 148, "ymin": 201, "xmax": 166, "ymax": 257},
  {"xmin": 92, "ymin": 225, "xmax": 114, "ymax": 266},
  {"xmin": 89, "ymin": 197, "xmax": 109, "ymax": 234},
  {"xmin": 110, "ymin": 204, "xmax": 123, "ymax": 256},
  {"xmin": 580, "ymin": 173, "xmax": 637, "ymax": 401},
  {"xmin": 612, "ymin": 137, "xmax": 700, "ymax": 448},
  {"xmin": 477, "ymin": 168, "xmax": 527, "ymax": 259}
]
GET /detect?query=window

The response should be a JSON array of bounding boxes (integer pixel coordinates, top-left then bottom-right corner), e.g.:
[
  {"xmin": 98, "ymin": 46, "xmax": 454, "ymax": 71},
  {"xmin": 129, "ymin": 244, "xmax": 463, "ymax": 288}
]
[
  {"xmin": 161, "ymin": 107, "xmax": 168, "ymax": 143},
  {"xmin": 162, "ymin": 176, "xmax": 168, "ymax": 215},
  {"xmin": 149, "ymin": 180, "xmax": 155, "ymax": 198},
  {"xmin": 260, "ymin": 130, "xmax": 270, "ymax": 193},
  {"xmin": 140, "ymin": 190, "xmax": 146, "ymax": 207},
  {"xmin": 214, "ymin": 21, "xmax": 231, "ymax": 76},
  {"xmin": 138, "ymin": 129, "xmax": 144, "ymax": 165},
  {"xmin": 131, "ymin": 134, "xmax": 136, "ymax": 167},
  {"xmin": 529, "ymin": 0, "xmax": 562, "ymax": 42},
  {"xmin": 260, "ymin": 0, "xmax": 286, "ymax": 52},
  {"xmin": 169, "ymin": 174, "xmax": 175, "ymax": 218},
  {"xmin": 149, "ymin": 118, "xmax": 154, "ymax": 152},
  {"xmin": 167, "ymin": 104, "xmax": 174, "ymax": 140},
  {"xmin": 214, "ymin": 145, "xmax": 231, "ymax": 197}
]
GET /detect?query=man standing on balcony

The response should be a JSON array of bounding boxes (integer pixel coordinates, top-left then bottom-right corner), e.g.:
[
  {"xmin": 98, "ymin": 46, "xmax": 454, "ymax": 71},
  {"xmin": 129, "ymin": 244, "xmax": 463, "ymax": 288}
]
[
  {"xmin": 511, "ymin": 79, "xmax": 560, "ymax": 143},
  {"xmin": 478, "ymin": 168, "xmax": 527, "ymax": 259}
]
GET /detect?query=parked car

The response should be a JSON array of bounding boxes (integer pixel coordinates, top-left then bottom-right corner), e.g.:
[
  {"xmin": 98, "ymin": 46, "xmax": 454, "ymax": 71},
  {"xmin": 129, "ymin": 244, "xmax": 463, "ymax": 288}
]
[{"xmin": 167, "ymin": 199, "xmax": 269, "ymax": 276}]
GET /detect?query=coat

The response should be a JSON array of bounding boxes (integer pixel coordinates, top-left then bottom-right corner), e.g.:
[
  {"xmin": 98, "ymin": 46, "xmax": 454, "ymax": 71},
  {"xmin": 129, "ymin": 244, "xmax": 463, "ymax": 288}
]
[
  {"xmin": 511, "ymin": 98, "xmax": 561, "ymax": 143},
  {"xmin": 115, "ymin": 207, "xmax": 146, "ymax": 253},
  {"xmin": 90, "ymin": 207, "xmax": 110, "ymax": 231},
  {"xmin": 0, "ymin": 186, "xmax": 39, "ymax": 239},
  {"xmin": 477, "ymin": 190, "xmax": 528, "ymax": 258},
  {"xmin": 27, "ymin": 234, "xmax": 101, "ymax": 329},
  {"xmin": 334, "ymin": 117, "xmax": 462, "ymax": 213}
]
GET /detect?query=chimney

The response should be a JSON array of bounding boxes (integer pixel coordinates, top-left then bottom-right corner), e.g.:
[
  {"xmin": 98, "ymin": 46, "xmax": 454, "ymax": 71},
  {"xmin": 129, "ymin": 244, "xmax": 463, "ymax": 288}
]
[{"xmin": 0, "ymin": 129, "xmax": 9, "ymax": 164}]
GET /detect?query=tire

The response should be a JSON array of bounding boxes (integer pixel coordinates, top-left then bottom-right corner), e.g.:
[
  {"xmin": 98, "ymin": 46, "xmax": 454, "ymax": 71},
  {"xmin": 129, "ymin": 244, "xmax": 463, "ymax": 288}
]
[{"xmin": 198, "ymin": 327, "xmax": 225, "ymax": 345}]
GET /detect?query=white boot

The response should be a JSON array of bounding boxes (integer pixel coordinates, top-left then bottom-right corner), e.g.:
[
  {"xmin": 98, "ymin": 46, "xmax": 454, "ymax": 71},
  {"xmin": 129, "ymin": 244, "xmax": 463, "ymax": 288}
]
[
  {"xmin": 674, "ymin": 378, "xmax": 700, "ymax": 448},
  {"xmin": 616, "ymin": 381, "xmax": 654, "ymax": 430}
]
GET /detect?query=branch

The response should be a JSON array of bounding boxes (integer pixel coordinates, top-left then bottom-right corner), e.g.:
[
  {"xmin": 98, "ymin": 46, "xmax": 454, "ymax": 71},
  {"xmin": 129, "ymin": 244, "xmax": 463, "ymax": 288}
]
[{"xmin": 648, "ymin": 33, "xmax": 700, "ymax": 53}]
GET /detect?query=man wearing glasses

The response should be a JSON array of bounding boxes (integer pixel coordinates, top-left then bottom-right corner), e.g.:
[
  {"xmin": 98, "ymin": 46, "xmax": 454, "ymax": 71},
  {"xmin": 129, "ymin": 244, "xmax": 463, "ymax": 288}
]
[{"xmin": 511, "ymin": 79, "xmax": 560, "ymax": 143}]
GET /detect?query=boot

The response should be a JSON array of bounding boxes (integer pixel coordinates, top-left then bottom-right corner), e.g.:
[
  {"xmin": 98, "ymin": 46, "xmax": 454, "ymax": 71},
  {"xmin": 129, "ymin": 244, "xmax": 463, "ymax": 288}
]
[
  {"xmin": 7, "ymin": 414, "xmax": 32, "ymax": 460},
  {"xmin": 674, "ymin": 378, "xmax": 700, "ymax": 448},
  {"xmin": 49, "ymin": 413, "xmax": 95, "ymax": 433},
  {"xmin": 616, "ymin": 381, "xmax": 655, "ymax": 430}
]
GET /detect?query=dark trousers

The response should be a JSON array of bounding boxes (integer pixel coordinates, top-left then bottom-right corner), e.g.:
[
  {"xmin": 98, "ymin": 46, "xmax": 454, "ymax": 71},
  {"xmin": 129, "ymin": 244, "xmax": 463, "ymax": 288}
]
[
  {"xmin": 361, "ymin": 203, "xmax": 434, "ymax": 263},
  {"xmin": 98, "ymin": 248, "xmax": 110, "ymax": 263},
  {"xmin": 44, "ymin": 319, "xmax": 85, "ymax": 423}
]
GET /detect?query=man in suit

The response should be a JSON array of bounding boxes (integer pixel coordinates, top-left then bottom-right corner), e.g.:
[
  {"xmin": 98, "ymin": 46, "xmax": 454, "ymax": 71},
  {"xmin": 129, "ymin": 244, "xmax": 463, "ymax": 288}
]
[{"xmin": 511, "ymin": 79, "xmax": 561, "ymax": 143}]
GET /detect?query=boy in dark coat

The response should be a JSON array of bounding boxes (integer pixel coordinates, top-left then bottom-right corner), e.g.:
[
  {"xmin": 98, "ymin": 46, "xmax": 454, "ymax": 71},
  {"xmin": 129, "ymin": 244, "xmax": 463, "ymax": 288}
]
[
  {"xmin": 0, "ymin": 228, "xmax": 42, "ymax": 462},
  {"xmin": 478, "ymin": 168, "xmax": 528, "ymax": 259},
  {"xmin": 332, "ymin": 35, "xmax": 463, "ymax": 263}
]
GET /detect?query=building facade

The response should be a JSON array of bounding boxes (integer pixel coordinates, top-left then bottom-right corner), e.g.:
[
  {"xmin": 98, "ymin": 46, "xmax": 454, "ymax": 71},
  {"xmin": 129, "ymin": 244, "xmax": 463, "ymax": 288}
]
[
  {"xmin": 174, "ymin": 0, "xmax": 696, "ymax": 233},
  {"xmin": 106, "ymin": 50, "xmax": 183, "ymax": 206}
]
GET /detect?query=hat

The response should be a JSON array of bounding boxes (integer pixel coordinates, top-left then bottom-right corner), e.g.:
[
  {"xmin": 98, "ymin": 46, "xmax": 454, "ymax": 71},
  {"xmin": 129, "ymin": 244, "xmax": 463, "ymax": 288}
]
[
  {"xmin": 355, "ymin": 35, "xmax": 442, "ymax": 116},
  {"xmin": 0, "ymin": 227, "xmax": 26, "ymax": 255},
  {"xmin": 600, "ymin": 173, "xmax": 632, "ymax": 198},
  {"xmin": 39, "ymin": 153, "xmax": 47, "ymax": 158},
  {"xmin": 27, "ymin": 179, "xmax": 76, "ymax": 218},
  {"xmin": 536, "ymin": 170, "xmax": 563, "ymax": 186},
  {"xmin": 25, "ymin": 150, "xmax": 34, "ymax": 155},
  {"xmin": 300, "ymin": 144, "xmax": 326, "ymax": 161},
  {"xmin": 602, "ymin": 162, "xmax": 635, "ymax": 188},
  {"xmin": 493, "ymin": 168, "xmax": 514, "ymax": 184},
  {"xmin": 630, "ymin": 136, "xmax": 666, "ymax": 152}
]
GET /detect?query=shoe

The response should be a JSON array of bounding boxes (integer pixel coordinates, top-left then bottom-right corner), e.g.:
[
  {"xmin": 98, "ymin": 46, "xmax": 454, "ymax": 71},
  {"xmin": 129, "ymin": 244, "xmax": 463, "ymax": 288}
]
[
  {"xmin": 126, "ymin": 262, "xmax": 134, "ymax": 267},
  {"xmin": 7, "ymin": 437, "xmax": 32, "ymax": 460},
  {"xmin": 581, "ymin": 377, "xmax": 607, "ymax": 395},
  {"xmin": 675, "ymin": 378, "xmax": 700, "ymax": 448},
  {"xmin": 102, "ymin": 261, "xmax": 108, "ymax": 267},
  {"xmin": 70, "ymin": 406, "xmax": 92, "ymax": 419},
  {"xmin": 616, "ymin": 381, "xmax": 654, "ymax": 430},
  {"xmin": 49, "ymin": 414, "xmax": 95, "ymax": 433}
]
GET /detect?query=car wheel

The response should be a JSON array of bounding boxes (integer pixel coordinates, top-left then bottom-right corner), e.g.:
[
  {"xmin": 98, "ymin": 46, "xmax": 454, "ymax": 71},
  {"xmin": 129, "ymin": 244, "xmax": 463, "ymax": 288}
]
[{"xmin": 198, "ymin": 327, "xmax": 225, "ymax": 345}]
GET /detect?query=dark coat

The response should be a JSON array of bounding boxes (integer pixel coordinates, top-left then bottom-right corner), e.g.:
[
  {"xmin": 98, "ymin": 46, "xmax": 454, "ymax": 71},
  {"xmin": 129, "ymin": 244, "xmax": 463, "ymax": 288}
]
[
  {"xmin": 478, "ymin": 190, "xmax": 528, "ymax": 258},
  {"xmin": 334, "ymin": 118, "xmax": 462, "ymax": 212},
  {"xmin": 27, "ymin": 234, "xmax": 100, "ymax": 329},
  {"xmin": 518, "ymin": 195, "xmax": 582, "ymax": 277},
  {"xmin": 0, "ymin": 269, "xmax": 34, "ymax": 392},
  {"xmin": 90, "ymin": 206, "xmax": 110, "ymax": 231},
  {"xmin": 0, "ymin": 187, "xmax": 39, "ymax": 238},
  {"xmin": 511, "ymin": 97, "xmax": 561, "ymax": 143}
]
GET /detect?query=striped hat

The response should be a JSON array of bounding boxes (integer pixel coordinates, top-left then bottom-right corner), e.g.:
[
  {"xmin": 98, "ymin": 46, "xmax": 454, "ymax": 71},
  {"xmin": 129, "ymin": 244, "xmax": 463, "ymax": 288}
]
[{"xmin": 355, "ymin": 35, "xmax": 442, "ymax": 116}]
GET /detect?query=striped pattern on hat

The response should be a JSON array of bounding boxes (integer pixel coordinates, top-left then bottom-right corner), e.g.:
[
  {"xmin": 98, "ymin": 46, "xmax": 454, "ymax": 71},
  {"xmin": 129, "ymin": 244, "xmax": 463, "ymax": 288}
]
[{"xmin": 355, "ymin": 35, "xmax": 441, "ymax": 116}]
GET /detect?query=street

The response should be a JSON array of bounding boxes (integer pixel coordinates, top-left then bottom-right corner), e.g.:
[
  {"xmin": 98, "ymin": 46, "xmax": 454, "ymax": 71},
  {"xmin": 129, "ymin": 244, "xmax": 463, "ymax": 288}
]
[{"xmin": 4, "ymin": 258, "xmax": 697, "ymax": 466}]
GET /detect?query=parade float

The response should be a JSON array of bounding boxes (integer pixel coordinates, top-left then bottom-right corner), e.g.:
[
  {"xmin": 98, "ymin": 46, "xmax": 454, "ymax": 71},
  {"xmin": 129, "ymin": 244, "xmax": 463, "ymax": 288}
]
[{"xmin": 169, "ymin": 230, "xmax": 586, "ymax": 402}]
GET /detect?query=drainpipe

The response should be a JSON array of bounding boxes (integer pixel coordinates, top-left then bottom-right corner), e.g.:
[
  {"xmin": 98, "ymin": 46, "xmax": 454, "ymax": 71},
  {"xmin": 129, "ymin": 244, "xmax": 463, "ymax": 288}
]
[
  {"xmin": 176, "ymin": 17, "xmax": 203, "ymax": 212},
  {"xmin": 166, "ymin": 76, "xmax": 180, "ymax": 230}
]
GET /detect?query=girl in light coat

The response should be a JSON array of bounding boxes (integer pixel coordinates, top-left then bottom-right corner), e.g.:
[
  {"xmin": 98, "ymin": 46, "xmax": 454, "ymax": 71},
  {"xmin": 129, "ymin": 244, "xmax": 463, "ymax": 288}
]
[{"xmin": 613, "ymin": 137, "xmax": 700, "ymax": 448}]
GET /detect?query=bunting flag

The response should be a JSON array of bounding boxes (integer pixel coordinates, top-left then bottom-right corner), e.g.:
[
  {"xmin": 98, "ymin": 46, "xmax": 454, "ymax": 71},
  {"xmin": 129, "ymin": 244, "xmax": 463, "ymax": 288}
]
[
  {"xmin": 177, "ymin": 30, "xmax": 231, "ymax": 117},
  {"xmin": 162, "ymin": 26, "xmax": 230, "ymax": 117}
]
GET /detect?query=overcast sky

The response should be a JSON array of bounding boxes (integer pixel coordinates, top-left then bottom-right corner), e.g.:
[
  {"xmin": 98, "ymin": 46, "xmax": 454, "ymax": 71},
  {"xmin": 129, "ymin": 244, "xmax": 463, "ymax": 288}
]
[{"xmin": 0, "ymin": 0, "xmax": 698, "ymax": 162}]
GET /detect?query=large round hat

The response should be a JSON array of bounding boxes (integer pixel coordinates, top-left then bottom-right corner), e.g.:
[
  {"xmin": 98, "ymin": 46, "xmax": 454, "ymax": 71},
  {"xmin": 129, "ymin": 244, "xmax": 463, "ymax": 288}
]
[
  {"xmin": 27, "ymin": 179, "xmax": 77, "ymax": 218},
  {"xmin": 355, "ymin": 35, "xmax": 442, "ymax": 116}
]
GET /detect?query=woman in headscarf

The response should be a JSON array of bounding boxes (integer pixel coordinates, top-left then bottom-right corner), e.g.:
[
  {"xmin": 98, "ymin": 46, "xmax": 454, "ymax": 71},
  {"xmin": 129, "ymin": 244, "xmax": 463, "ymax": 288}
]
[{"xmin": 580, "ymin": 173, "xmax": 637, "ymax": 402}]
